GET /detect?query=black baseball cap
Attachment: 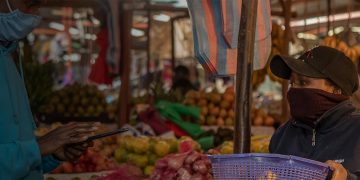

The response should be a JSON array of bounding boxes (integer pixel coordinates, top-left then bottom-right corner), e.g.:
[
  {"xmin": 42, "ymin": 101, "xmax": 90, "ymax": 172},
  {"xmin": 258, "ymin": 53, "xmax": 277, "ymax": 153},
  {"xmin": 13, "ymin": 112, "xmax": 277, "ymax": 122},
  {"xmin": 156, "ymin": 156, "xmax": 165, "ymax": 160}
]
[{"xmin": 270, "ymin": 46, "xmax": 359, "ymax": 96}]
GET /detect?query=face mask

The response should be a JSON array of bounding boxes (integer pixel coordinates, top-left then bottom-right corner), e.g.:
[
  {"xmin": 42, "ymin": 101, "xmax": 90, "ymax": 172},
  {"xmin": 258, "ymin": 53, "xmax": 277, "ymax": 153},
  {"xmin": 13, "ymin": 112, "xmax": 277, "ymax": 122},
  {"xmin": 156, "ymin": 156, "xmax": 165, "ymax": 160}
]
[
  {"xmin": 287, "ymin": 88, "xmax": 348, "ymax": 127},
  {"xmin": 0, "ymin": 0, "xmax": 42, "ymax": 42}
]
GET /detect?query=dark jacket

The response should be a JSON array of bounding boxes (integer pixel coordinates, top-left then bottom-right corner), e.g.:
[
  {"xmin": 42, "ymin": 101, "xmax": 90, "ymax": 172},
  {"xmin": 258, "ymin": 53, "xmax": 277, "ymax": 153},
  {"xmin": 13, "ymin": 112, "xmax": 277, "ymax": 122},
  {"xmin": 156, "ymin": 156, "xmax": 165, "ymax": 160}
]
[{"xmin": 270, "ymin": 100, "xmax": 360, "ymax": 180}]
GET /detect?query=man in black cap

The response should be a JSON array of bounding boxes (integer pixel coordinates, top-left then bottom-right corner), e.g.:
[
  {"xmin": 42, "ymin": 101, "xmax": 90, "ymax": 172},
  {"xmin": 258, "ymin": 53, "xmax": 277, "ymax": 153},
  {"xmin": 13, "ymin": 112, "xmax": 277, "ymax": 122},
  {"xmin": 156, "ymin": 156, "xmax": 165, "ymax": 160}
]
[{"xmin": 269, "ymin": 46, "xmax": 360, "ymax": 180}]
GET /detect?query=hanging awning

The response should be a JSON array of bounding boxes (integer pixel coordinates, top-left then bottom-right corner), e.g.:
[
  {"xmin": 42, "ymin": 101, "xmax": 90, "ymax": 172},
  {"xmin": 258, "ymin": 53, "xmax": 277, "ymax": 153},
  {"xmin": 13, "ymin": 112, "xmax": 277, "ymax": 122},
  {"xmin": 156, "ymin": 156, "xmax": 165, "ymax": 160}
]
[{"xmin": 187, "ymin": 0, "xmax": 272, "ymax": 76}]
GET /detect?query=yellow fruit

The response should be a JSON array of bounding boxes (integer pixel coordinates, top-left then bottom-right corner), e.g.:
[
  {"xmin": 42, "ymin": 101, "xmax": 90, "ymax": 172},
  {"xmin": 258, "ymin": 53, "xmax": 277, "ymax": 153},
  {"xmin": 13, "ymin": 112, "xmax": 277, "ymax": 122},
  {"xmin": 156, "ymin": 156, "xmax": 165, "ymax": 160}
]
[
  {"xmin": 206, "ymin": 115, "xmax": 217, "ymax": 126},
  {"xmin": 266, "ymin": 171, "xmax": 277, "ymax": 180},
  {"xmin": 154, "ymin": 141, "xmax": 170, "ymax": 157},
  {"xmin": 133, "ymin": 137, "xmax": 150, "ymax": 154},
  {"xmin": 220, "ymin": 145, "xmax": 233, "ymax": 154},
  {"xmin": 225, "ymin": 117, "xmax": 233, "ymax": 126},
  {"xmin": 129, "ymin": 154, "xmax": 148, "ymax": 168}
]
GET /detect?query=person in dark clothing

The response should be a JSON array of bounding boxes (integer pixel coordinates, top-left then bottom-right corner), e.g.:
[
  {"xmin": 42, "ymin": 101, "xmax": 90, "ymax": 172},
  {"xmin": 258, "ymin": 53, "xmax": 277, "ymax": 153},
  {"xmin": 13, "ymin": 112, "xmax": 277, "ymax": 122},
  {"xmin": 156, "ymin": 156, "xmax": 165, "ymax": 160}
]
[
  {"xmin": 172, "ymin": 65, "xmax": 197, "ymax": 95},
  {"xmin": 269, "ymin": 46, "xmax": 360, "ymax": 180}
]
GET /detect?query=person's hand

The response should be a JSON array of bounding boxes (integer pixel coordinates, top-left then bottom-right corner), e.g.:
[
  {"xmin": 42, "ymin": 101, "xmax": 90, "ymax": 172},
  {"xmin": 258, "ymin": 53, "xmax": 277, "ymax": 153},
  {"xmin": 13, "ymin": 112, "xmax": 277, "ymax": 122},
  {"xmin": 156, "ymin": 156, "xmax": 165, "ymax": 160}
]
[
  {"xmin": 53, "ymin": 141, "xmax": 94, "ymax": 162},
  {"xmin": 326, "ymin": 160, "xmax": 348, "ymax": 180},
  {"xmin": 37, "ymin": 122, "xmax": 100, "ymax": 156}
]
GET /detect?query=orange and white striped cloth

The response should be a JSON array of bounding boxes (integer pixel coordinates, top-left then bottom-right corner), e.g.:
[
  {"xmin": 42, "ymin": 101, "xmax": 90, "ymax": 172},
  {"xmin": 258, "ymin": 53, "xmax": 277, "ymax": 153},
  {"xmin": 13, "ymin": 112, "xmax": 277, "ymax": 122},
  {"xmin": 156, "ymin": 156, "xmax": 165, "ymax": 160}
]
[{"xmin": 187, "ymin": 0, "xmax": 272, "ymax": 76}]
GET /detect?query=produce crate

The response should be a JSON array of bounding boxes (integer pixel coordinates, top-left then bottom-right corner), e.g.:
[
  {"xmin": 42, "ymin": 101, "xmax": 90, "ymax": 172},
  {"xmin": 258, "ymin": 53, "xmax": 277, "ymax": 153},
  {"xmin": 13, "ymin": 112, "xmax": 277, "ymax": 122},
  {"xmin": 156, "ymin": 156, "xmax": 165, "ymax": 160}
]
[{"xmin": 209, "ymin": 153, "xmax": 331, "ymax": 180}]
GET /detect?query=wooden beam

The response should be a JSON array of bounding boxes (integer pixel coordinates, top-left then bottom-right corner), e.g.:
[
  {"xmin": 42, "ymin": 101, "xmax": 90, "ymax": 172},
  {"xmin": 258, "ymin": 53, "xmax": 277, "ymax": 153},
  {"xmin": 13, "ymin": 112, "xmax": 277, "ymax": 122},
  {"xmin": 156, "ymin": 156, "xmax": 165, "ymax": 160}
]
[
  {"xmin": 292, "ymin": 5, "xmax": 360, "ymax": 21},
  {"xmin": 171, "ymin": 19, "xmax": 175, "ymax": 70},
  {"xmin": 146, "ymin": 1, "xmax": 151, "ymax": 75},
  {"xmin": 234, "ymin": 0, "xmax": 258, "ymax": 154},
  {"xmin": 292, "ymin": 17, "xmax": 360, "ymax": 33},
  {"xmin": 271, "ymin": 10, "xmax": 297, "ymax": 18}
]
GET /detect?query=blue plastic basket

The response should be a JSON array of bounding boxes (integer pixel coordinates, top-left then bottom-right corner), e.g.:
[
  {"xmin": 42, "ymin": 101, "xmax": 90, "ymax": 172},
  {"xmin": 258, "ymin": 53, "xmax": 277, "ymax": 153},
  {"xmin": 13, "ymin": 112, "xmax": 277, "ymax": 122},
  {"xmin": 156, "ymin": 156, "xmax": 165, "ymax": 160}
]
[{"xmin": 209, "ymin": 153, "xmax": 330, "ymax": 180}]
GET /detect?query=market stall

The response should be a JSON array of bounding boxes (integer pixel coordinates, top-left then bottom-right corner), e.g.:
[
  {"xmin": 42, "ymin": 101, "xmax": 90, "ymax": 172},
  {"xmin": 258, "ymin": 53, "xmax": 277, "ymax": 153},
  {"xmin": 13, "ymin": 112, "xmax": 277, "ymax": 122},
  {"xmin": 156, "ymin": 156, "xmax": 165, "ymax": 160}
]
[{"xmin": 13, "ymin": 0, "xmax": 360, "ymax": 179}]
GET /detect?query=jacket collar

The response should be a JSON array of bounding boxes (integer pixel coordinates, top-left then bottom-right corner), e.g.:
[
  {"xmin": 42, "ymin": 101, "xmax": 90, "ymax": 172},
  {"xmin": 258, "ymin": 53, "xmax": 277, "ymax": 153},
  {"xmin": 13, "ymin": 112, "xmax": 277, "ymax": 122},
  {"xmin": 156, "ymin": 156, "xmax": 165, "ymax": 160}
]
[{"xmin": 292, "ymin": 100, "xmax": 356, "ymax": 132}]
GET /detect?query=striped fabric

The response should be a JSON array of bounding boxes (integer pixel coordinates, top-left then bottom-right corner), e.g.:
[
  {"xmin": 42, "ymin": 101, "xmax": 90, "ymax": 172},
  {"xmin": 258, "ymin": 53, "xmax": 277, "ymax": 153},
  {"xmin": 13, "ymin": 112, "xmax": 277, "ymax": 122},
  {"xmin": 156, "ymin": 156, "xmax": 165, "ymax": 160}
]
[{"xmin": 187, "ymin": 0, "xmax": 272, "ymax": 76}]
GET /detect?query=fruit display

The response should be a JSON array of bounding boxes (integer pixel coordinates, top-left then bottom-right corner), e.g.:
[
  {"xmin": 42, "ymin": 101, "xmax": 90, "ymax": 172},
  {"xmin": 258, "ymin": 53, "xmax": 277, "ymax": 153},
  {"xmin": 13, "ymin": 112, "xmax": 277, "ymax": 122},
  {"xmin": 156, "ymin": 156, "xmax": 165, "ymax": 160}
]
[
  {"xmin": 51, "ymin": 150, "xmax": 117, "ymax": 174},
  {"xmin": 183, "ymin": 88, "xmax": 275, "ymax": 127},
  {"xmin": 39, "ymin": 83, "xmax": 108, "ymax": 119},
  {"xmin": 24, "ymin": 62, "xmax": 55, "ymax": 114},
  {"xmin": 322, "ymin": 36, "xmax": 360, "ymax": 63},
  {"xmin": 34, "ymin": 122, "xmax": 63, "ymax": 137},
  {"xmin": 183, "ymin": 88, "xmax": 235, "ymax": 126},
  {"xmin": 149, "ymin": 150, "xmax": 213, "ymax": 180},
  {"xmin": 207, "ymin": 135, "xmax": 271, "ymax": 155},
  {"xmin": 113, "ymin": 136, "xmax": 180, "ymax": 175},
  {"xmin": 251, "ymin": 108, "xmax": 275, "ymax": 127}
]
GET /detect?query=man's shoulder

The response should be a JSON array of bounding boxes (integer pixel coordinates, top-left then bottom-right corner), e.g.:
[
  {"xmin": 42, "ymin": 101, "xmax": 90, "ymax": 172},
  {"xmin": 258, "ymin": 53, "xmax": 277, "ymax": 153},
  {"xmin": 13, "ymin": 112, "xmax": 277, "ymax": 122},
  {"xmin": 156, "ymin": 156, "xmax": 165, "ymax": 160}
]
[
  {"xmin": 270, "ymin": 121, "xmax": 294, "ymax": 143},
  {"xmin": 347, "ymin": 110, "xmax": 360, "ymax": 123}
]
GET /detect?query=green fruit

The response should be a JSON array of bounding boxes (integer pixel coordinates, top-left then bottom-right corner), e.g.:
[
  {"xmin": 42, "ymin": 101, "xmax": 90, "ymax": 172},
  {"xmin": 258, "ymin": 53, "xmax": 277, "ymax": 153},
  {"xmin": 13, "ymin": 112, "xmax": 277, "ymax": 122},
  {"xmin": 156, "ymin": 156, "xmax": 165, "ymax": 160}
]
[
  {"xmin": 149, "ymin": 138, "xmax": 157, "ymax": 153},
  {"xmin": 129, "ymin": 154, "xmax": 148, "ymax": 168},
  {"xmin": 168, "ymin": 139, "xmax": 178, "ymax": 153},
  {"xmin": 148, "ymin": 153, "xmax": 158, "ymax": 165},
  {"xmin": 144, "ymin": 166, "xmax": 154, "ymax": 176},
  {"xmin": 114, "ymin": 148, "xmax": 127, "ymax": 163}
]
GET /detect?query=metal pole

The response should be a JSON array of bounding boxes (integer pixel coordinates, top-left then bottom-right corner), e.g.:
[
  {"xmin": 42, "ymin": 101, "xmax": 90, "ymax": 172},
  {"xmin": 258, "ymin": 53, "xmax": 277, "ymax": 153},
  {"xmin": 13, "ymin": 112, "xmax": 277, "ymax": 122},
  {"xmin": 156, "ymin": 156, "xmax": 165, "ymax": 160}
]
[
  {"xmin": 279, "ymin": 0, "xmax": 292, "ymax": 123},
  {"xmin": 171, "ymin": 19, "xmax": 175, "ymax": 70},
  {"xmin": 118, "ymin": 1, "xmax": 133, "ymax": 127},
  {"xmin": 234, "ymin": 0, "xmax": 258, "ymax": 154}
]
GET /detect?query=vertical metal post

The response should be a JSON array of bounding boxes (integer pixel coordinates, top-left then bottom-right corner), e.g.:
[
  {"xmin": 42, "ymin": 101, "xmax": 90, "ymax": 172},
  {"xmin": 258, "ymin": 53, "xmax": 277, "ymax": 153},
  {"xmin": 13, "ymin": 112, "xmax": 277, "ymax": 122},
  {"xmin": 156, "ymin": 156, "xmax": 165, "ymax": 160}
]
[
  {"xmin": 118, "ymin": 1, "xmax": 133, "ymax": 127},
  {"xmin": 234, "ymin": 0, "xmax": 258, "ymax": 154},
  {"xmin": 280, "ymin": 0, "xmax": 292, "ymax": 122}
]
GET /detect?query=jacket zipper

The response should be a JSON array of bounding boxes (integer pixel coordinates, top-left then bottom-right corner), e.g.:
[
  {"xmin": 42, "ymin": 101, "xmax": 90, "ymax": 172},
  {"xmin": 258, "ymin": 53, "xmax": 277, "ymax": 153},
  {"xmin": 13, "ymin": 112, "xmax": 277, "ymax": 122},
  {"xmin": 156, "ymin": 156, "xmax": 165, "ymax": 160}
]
[{"xmin": 312, "ymin": 129, "xmax": 316, "ymax": 147}]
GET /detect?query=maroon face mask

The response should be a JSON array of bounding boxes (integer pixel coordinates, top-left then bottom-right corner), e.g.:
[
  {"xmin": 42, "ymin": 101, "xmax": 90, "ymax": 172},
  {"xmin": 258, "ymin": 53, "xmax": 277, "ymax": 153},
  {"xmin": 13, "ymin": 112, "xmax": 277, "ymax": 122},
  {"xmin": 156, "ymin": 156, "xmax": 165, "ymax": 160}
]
[{"xmin": 287, "ymin": 88, "xmax": 349, "ymax": 127}]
